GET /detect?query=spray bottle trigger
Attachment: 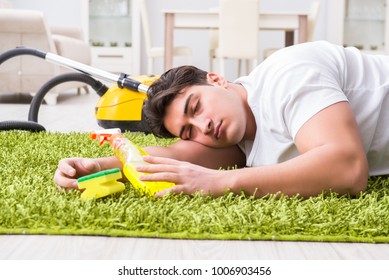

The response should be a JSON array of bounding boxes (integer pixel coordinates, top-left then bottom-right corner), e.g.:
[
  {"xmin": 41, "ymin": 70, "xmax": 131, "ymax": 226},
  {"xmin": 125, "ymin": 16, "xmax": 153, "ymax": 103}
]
[{"xmin": 90, "ymin": 128, "xmax": 121, "ymax": 146}]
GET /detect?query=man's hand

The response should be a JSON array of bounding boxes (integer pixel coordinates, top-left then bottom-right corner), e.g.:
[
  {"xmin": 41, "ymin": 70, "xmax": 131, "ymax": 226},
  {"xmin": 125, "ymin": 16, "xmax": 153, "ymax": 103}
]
[
  {"xmin": 53, "ymin": 157, "xmax": 102, "ymax": 191},
  {"xmin": 137, "ymin": 156, "xmax": 231, "ymax": 197}
]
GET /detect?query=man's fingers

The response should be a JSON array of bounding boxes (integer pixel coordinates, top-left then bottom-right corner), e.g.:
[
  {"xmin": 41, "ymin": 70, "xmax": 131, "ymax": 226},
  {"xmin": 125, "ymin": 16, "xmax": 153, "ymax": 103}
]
[
  {"xmin": 154, "ymin": 185, "xmax": 183, "ymax": 198},
  {"xmin": 139, "ymin": 171, "xmax": 178, "ymax": 183},
  {"xmin": 57, "ymin": 159, "xmax": 76, "ymax": 177},
  {"xmin": 80, "ymin": 158, "xmax": 100, "ymax": 172},
  {"xmin": 53, "ymin": 168, "xmax": 78, "ymax": 190},
  {"xmin": 137, "ymin": 163, "xmax": 179, "ymax": 174},
  {"xmin": 142, "ymin": 156, "xmax": 182, "ymax": 165}
]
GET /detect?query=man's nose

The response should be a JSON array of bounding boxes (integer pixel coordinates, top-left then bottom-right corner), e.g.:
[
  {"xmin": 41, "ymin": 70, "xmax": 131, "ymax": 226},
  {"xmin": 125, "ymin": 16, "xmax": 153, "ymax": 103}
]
[
  {"xmin": 201, "ymin": 118, "xmax": 213, "ymax": 134},
  {"xmin": 193, "ymin": 117, "xmax": 212, "ymax": 135}
]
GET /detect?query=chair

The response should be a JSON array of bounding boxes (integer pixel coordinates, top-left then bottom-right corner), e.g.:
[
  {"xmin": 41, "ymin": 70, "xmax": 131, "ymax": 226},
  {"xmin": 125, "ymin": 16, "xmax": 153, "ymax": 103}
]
[
  {"xmin": 263, "ymin": 2, "xmax": 320, "ymax": 59},
  {"xmin": 209, "ymin": 20, "xmax": 250, "ymax": 74},
  {"xmin": 208, "ymin": 29, "xmax": 218, "ymax": 72},
  {"xmin": 0, "ymin": 8, "xmax": 91, "ymax": 105},
  {"xmin": 140, "ymin": 0, "xmax": 192, "ymax": 74},
  {"xmin": 208, "ymin": 7, "xmax": 219, "ymax": 72},
  {"xmin": 214, "ymin": 0, "xmax": 259, "ymax": 77}
]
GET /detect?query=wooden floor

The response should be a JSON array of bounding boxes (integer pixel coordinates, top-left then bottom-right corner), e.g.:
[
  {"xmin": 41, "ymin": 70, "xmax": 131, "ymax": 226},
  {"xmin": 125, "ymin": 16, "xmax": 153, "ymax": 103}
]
[
  {"xmin": 1, "ymin": 90, "xmax": 389, "ymax": 260},
  {"xmin": 2, "ymin": 235, "xmax": 389, "ymax": 260},
  {"xmin": 0, "ymin": 90, "xmax": 101, "ymax": 133}
]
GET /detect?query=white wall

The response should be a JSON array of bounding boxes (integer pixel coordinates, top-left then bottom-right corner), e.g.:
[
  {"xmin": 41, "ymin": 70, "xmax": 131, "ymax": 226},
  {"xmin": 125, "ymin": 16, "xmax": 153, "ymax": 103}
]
[
  {"xmin": 10, "ymin": 0, "xmax": 83, "ymax": 27},
  {"xmin": 9, "ymin": 0, "xmax": 330, "ymax": 80}
]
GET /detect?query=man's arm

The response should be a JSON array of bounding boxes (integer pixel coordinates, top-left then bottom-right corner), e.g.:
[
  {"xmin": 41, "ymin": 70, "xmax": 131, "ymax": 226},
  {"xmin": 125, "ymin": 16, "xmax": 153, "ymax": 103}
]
[
  {"xmin": 227, "ymin": 101, "xmax": 368, "ymax": 197},
  {"xmin": 144, "ymin": 140, "xmax": 246, "ymax": 169}
]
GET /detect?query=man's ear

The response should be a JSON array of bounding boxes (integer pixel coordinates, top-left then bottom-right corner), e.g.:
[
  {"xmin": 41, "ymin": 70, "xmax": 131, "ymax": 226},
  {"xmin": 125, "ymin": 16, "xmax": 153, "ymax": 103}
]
[{"xmin": 206, "ymin": 73, "xmax": 228, "ymax": 88}]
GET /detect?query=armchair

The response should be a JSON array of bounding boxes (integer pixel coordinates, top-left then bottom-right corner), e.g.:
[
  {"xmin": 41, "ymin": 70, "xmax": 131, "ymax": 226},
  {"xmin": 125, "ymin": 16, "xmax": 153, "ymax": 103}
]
[{"xmin": 0, "ymin": 9, "xmax": 91, "ymax": 105}]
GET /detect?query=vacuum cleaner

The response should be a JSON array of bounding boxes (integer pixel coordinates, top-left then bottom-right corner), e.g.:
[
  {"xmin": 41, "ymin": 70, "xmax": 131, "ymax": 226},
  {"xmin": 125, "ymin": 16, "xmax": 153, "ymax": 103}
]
[{"xmin": 0, "ymin": 46, "xmax": 158, "ymax": 132}]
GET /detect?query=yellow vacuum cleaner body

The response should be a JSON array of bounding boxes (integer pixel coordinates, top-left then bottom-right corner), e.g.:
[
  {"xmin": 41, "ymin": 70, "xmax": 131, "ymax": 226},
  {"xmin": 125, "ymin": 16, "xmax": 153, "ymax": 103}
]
[
  {"xmin": 0, "ymin": 47, "xmax": 159, "ymax": 132},
  {"xmin": 95, "ymin": 75, "xmax": 158, "ymax": 133}
]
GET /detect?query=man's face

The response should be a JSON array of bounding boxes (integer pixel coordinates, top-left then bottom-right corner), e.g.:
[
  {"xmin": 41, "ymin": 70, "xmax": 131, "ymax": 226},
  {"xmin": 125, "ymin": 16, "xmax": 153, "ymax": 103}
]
[{"xmin": 163, "ymin": 83, "xmax": 248, "ymax": 148}]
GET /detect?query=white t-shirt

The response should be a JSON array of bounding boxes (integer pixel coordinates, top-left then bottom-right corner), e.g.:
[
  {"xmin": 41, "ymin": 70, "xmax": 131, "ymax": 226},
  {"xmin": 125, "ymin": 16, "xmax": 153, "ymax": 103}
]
[{"xmin": 235, "ymin": 40, "xmax": 389, "ymax": 176}]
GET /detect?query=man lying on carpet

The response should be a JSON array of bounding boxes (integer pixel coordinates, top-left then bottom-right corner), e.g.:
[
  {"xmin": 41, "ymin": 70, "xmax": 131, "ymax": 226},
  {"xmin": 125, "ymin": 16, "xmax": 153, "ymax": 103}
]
[{"xmin": 54, "ymin": 40, "xmax": 389, "ymax": 198}]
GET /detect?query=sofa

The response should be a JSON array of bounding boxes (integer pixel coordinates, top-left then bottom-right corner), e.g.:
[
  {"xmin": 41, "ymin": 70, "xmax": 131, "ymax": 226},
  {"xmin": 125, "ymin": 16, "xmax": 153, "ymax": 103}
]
[{"xmin": 0, "ymin": 7, "xmax": 91, "ymax": 105}]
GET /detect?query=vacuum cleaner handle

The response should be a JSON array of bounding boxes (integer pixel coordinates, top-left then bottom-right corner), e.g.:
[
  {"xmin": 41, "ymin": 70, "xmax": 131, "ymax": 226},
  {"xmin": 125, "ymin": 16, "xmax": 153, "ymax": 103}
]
[
  {"xmin": 0, "ymin": 46, "xmax": 148, "ymax": 93},
  {"xmin": 45, "ymin": 52, "xmax": 149, "ymax": 93}
]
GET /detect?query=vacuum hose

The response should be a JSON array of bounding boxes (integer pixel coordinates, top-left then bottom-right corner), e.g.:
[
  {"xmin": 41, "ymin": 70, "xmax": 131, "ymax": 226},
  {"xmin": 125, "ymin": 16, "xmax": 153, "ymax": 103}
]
[
  {"xmin": 28, "ymin": 72, "xmax": 108, "ymax": 123},
  {"xmin": 0, "ymin": 47, "xmax": 109, "ymax": 132},
  {"xmin": 0, "ymin": 120, "xmax": 46, "ymax": 132},
  {"xmin": 0, "ymin": 47, "xmax": 46, "ymax": 64}
]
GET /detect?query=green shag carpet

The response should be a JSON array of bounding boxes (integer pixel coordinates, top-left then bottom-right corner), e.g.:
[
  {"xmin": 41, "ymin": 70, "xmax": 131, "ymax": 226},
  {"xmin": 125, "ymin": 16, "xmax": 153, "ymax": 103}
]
[{"xmin": 1, "ymin": 130, "xmax": 389, "ymax": 243}]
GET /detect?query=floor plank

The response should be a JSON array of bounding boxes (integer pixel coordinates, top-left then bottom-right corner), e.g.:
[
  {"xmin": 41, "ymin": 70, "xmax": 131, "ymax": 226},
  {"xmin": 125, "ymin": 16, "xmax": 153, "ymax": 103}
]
[{"xmin": 1, "ymin": 235, "xmax": 389, "ymax": 260}]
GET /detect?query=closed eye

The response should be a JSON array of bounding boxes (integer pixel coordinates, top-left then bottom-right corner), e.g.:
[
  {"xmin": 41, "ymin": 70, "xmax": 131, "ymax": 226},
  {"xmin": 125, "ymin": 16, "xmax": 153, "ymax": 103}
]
[
  {"xmin": 188, "ymin": 126, "xmax": 193, "ymax": 139},
  {"xmin": 193, "ymin": 100, "xmax": 200, "ymax": 115},
  {"xmin": 180, "ymin": 96, "xmax": 200, "ymax": 140},
  {"xmin": 181, "ymin": 125, "xmax": 192, "ymax": 140}
]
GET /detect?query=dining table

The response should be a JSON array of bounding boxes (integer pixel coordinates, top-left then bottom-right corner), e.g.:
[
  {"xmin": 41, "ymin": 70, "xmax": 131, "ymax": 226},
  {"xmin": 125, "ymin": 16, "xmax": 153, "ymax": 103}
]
[{"xmin": 163, "ymin": 9, "xmax": 309, "ymax": 71}]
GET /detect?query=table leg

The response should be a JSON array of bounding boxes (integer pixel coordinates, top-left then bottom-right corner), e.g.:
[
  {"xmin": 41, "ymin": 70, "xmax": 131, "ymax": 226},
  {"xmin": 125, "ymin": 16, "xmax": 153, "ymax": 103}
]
[
  {"xmin": 164, "ymin": 13, "xmax": 174, "ymax": 71},
  {"xmin": 298, "ymin": 14, "xmax": 308, "ymax": 43},
  {"xmin": 285, "ymin": 31, "xmax": 294, "ymax": 47}
]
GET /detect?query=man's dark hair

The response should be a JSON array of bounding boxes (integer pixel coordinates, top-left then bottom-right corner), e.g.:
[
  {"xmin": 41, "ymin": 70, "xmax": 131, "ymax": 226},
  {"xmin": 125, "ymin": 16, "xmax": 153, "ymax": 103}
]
[{"xmin": 143, "ymin": 65, "xmax": 209, "ymax": 138}]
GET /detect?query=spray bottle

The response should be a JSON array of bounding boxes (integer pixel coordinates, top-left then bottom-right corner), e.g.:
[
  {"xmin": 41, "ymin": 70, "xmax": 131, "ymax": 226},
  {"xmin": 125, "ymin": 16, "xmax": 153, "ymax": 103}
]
[{"xmin": 90, "ymin": 128, "xmax": 175, "ymax": 196}]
